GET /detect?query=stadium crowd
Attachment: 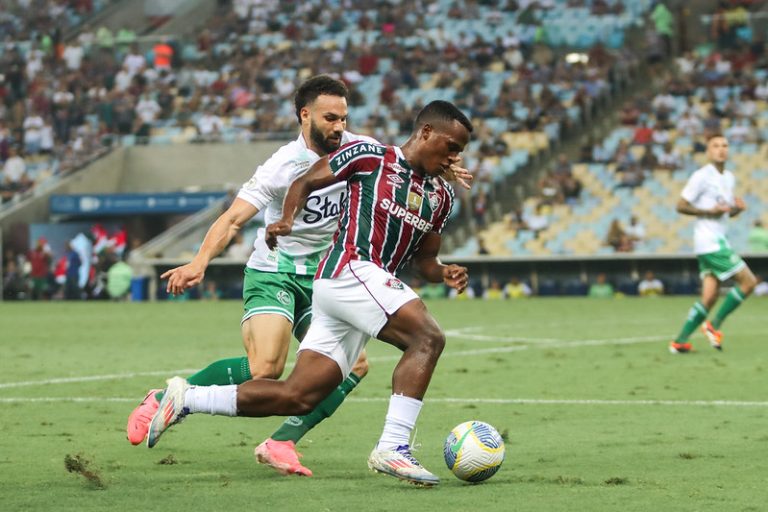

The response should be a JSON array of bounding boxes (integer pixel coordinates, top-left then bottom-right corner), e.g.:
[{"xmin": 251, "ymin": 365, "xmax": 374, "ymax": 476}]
[{"xmin": 1, "ymin": 0, "xmax": 649, "ymax": 208}]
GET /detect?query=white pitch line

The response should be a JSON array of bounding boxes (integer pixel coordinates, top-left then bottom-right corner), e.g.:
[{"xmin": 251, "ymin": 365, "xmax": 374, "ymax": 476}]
[
  {"xmin": 0, "ymin": 335, "xmax": 668, "ymax": 390},
  {"xmin": 0, "ymin": 369, "xmax": 199, "ymax": 390},
  {"xmin": 0, "ymin": 396, "xmax": 767, "ymax": 407}
]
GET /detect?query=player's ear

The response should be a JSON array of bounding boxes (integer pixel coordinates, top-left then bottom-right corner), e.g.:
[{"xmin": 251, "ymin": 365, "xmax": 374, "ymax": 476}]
[
  {"xmin": 420, "ymin": 123, "xmax": 433, "ymax": 140},
  {"xmin": 300, "ymin": 106, "xmax": 311, "ymax": 123}
]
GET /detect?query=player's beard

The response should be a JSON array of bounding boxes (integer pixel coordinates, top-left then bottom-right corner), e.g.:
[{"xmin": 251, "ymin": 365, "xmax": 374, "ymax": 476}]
[{"xmin": 310, "ymin": 120, "xmax": 342, "ymax": 155}]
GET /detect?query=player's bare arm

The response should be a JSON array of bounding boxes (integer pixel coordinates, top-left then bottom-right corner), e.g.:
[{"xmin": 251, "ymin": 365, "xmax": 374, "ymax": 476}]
[
  {"xmin": 412, "ymin": 231, "xmax": 469, "ymax": 293},
  {"xmin": 161, "ymin": 197, "xmax": 258, "ymax": 294},
  {"xmin": 676, "ymin": 198, "xmax": 730, "ymax": 219},
  {"xmin": 265, "ymin": 156, "xmax": 338, "ymax": 249}
]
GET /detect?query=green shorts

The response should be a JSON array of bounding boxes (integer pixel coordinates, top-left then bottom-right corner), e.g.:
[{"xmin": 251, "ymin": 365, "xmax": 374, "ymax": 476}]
[
  {"xmin": 242, "ymin": 267, "xmax": 314, "ymax": 337},
  {"xmin": 697, "ymin": 247, "xmax": 746, "ymax": 281}
]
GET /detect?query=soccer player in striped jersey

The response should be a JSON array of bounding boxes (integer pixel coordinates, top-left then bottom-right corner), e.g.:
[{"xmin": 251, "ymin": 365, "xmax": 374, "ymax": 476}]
[
  {"xmin": 669, "ymin": 134, "xmax": 757, "ymax": 353},
  {"xmin": 146, "ymin": 101, "xmax": 473, "ymax": 487}
]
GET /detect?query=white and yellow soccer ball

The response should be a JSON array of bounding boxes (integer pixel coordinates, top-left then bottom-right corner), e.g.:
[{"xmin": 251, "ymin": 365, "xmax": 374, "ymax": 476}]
[{"xmin": 443, "ymin": 420, "xmax": 505, "ymax": 482}]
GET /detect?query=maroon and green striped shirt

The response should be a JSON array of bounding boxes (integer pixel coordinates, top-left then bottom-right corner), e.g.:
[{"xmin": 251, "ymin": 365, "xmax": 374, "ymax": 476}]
[{"xmin": 316, "ymin": 140, "xmax": 455, "ymax": 279}]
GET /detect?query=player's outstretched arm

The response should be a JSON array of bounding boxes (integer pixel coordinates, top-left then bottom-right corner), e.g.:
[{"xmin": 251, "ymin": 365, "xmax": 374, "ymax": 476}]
[
  {"xmin": 161, "ymin": 198, "xmax": 258, "ymax": 295},
  {"xmin": 676, "ymin": 198, "xmax": 729, "ymax": 219},
  {"xmin": 412, "ymin": 232, "xmax": 469, "ymax": 294},
  {"xmin": 265, "ymin": 156, "xmax": 339, "ymax": 249}
]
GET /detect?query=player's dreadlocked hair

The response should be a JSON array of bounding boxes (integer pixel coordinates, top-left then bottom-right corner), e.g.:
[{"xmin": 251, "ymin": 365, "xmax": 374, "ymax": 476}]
[
  {"xmin": 414, "ymin": 100, "xmax": 474, "ymax": 134},
  {"xmin": 294, "ymin": 75, "xmax": 349, "ymax": 124}
]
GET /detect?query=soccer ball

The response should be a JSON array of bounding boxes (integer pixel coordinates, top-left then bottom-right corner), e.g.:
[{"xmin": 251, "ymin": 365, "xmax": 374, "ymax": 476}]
[{"xmin": 443, "ymin": 420, "xmax": 505, "ymax": 482}]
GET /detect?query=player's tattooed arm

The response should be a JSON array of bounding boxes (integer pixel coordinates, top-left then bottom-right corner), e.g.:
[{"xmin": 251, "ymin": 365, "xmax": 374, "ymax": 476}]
[
  {"xmin": 265, "ymin": 156, "xmax": 339, "ymax": 249},
  {"xmin": 676, "ymin": 198, "xmax": 730, "ymax": 219},
  {"xmin": 412, "ymin": 232, "xmax": 469, "ymax": 293}
]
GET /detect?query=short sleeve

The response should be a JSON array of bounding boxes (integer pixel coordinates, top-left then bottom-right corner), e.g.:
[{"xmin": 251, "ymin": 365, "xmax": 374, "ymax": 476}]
[
  {"xmin": 236, "ymin": 161, "xmax": 289, "ymax": 210},
  {"xmin": 432, "ymin": 181, "xmax": 455, "ymax": 234},
  {"xmin": 680, "ymin": 172, "xmax": 702, "ymax": 204}
]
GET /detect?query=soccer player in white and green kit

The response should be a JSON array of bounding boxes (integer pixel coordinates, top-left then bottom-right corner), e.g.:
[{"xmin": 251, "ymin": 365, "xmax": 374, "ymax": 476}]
[
  {"xmin": 125, "ymin": 76, "xmax": 376, "ymax": 476},
  {"xmin": 670, "ymin": 134, "xmax": 757, "ymax": 353}
]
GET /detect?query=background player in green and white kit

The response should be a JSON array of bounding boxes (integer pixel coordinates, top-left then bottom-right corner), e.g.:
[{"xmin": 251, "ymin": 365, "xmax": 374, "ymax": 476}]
[
  {"xmin": 125, "ymin": 76, "xmax": 376, "ymax": 476},
  {"xmin": 670, "ymin": 134, "xmax": 758, "ymax": 354}
]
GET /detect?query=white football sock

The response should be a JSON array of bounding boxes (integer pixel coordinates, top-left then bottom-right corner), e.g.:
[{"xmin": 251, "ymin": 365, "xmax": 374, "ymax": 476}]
[
  {"xmin": 183, "ymin": 385, "xmax": 237, "ymax": 416},
  {"xmin": 376, "ymin": 394, "xmax": 423, "ymax": 450}
]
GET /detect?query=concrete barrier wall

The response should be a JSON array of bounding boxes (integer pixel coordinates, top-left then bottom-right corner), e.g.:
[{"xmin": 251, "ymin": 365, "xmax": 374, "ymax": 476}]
[{"xmin": 119, "ymin": 142, "xmax": 287, "ymax": 192}]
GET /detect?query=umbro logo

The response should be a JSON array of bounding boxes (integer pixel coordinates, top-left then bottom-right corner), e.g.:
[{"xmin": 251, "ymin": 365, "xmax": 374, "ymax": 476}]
[{"xmin": 387, "ymin": 174, "xmax": 405, "ymax": 188}]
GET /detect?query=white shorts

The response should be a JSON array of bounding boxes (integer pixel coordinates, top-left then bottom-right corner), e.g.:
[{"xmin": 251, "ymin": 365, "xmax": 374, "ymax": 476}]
[{"xmin": 298, "ymin": 260, "xmax": 420, "ymax": 377}]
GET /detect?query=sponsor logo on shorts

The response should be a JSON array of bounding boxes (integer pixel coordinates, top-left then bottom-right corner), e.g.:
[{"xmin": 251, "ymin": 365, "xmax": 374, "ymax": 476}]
[
  {"xmin": 276, "ymin": 290, "xmax": 291, "ymax": 305},
  {"xmin": 730, "ymin": 254, "xmax": 739, "ymax": 264},
  {"xmin": 384, "ymin": 277, "xmax": 404, "ymax": 290}
]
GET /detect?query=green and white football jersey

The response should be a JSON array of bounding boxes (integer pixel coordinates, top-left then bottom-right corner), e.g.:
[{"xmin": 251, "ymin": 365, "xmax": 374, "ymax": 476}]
[
  {"xmin": 237, "ymin": 131, "xmax": 378, "ymax": 275},
  {"xmin": 680, "ymin": 163, "xmax": 736, "ymax": 255}
]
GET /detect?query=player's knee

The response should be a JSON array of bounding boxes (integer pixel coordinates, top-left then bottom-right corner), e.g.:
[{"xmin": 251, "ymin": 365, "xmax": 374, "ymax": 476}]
[
  {"xmin": 420, "ymin": 326, "xmax": 445, "ymax": 356},
  {"xmin": 247, "ymin": 357, "xmax": 284, "ymax": 380},
  {"xmin": 741, "ymin": 273, "xmax": 758, "ymax": 294}
]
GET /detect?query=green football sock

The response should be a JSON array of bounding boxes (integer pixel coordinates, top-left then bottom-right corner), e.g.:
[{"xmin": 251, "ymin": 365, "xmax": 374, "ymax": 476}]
[
  {"xmin": 675, "ymin": 301, "xmax": 709, "ymax": 343},
  {"xmin": 155, "ymin": 356, "xmax": 251, "ymax": 401},
  {"xmin": 270, "ymin": 372, "xmax": 362, "ymax": 443},
  {"xmin": 711, "ymin": 287, "xmax": 746, "ymax": 329}
]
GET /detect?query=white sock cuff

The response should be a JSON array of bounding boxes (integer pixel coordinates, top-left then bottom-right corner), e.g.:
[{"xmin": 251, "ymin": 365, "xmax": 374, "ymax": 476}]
[{"xmin": 184, "ymin": 385, "xmax": 238, "ymax": 416}]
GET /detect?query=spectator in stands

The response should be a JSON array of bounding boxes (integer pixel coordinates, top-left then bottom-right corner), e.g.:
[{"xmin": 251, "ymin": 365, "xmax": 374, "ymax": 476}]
[
  {"xmin": 625, "ymin": 215, "xmax": 646, "ymax": 245},
  {"xmin": 632, "ymin": 122, "xmax": 654, "ymax": 146},
  {"xmin": 505, "ymin": 276, "xmax": 532, "ymax": 298},
  {"xmin": 588, "ymin": 273, "xmax": 614, "ymax": 298},
  {"xmin": 134, "ymin": 92, "xmax": 161, "ymax": 143},
  {"xmin": 483, "ymin": 279, "xmax": 505, "ymax": 300},
  {"xmin": 201, "ymin": 281, "xmax": 222, "ymax": 301},
  {"xmin": 638, "ymin": 145, "xmax": 658, "ymax": 171},
  {"xmin": 605, "ymin": 218, "xmax": 633, "ymax": 252},
  {"xmin": 153, "ymin": 38, "xmax": 174, "ymax": 71},
  {"xmin": 64, "ymin": 241, "xmax": 82, "ymax": 300},
  {"xmin": 561, "ymin": 174, "xmax": 583, "ymax": 205},
  {"xmin": 477, "ymin": 237, "xmax": 490, "ymax": 255},
  {"xmin": 27, "ymin": 237, "xmax": 52, "ymax": 300},
  {"xmin": 196, "ymin": 108, "xmax": 224, "ymax": 142},
  {"xmin": 638, "ymin": 270, "xmax": 664, "ymax": 296},
  {"xmin": 2, "ymin": 258, "xmax": 27, "ymax": 300},
  {"xmin": 472, "ymin": 190, "xmax": 488, "ymax": 228},
  {"xmin": 657, "ymin": 141, "xmax": 682, "ymax": 171},
  {"xmin": 614, "ymin": 163, "xmax": 644, "ymax": 189},
  {"xmin": 748, "ymin": 220, "xmax": 768, "ymax": 252},
  {"xmin": 677, "ymin": 110, "xmax": 703, "ymax": 138},
  {"xmin": 523, "ymin": 203, "xmax": 550, "ymax": 237},
  {"xmin": 1, "ymin": 146, "xmax": 30, "ymax": 201}
]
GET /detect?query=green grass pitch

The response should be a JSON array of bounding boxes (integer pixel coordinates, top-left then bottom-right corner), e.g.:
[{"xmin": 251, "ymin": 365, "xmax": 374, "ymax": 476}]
[{"xmin": 1, "ymin": 297, "xmax": 766, "ymax": 511}]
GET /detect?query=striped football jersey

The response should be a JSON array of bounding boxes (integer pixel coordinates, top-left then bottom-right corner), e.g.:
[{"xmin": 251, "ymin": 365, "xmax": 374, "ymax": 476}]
[{"xmin": 316, "ymin": 140, "xmax": 454, "ymax": 279}]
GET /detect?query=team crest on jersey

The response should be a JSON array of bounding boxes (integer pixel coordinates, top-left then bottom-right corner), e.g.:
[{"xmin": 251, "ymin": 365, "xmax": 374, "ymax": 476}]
[
  {"xmin": 427, "ymin": 191, "xmax": 439, "ymax": 210},
  {"xmin": 384, "ymin": 277, "xmax": 404, "ymax": 290},
  {"xmin": 407, "ymin": 191, "xmax": 422, "ymax": 211},
  {"xmin": 387, "ymin": 174, "xmax": 405, "ymax": 189},
  {"xmin": 276, "ymin": 290, "xmax": 291, "ymax": 305}
]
